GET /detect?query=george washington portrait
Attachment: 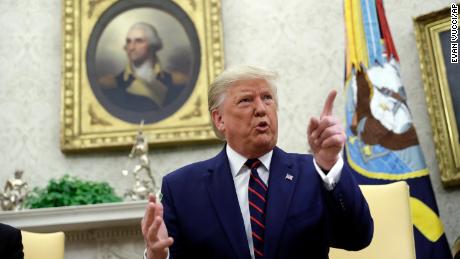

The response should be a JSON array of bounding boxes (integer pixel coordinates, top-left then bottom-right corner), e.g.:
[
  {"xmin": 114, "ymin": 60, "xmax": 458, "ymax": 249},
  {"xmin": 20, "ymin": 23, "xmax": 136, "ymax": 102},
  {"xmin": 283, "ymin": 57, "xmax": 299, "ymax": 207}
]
[{"xmin": 86, "ymin": 0, "xmax": 200, "ymax": 124}]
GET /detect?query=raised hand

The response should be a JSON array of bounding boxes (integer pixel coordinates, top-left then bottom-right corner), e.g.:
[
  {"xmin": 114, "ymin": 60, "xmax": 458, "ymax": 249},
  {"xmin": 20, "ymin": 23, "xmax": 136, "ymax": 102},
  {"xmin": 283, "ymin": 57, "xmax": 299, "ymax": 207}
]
[
  {"xmin": 141, "ymin": 194, "xmax": 174, "ymax": 259},
  {"xmin": 307, "ymin": 90, "xmax": 346, "ymax": 171}
]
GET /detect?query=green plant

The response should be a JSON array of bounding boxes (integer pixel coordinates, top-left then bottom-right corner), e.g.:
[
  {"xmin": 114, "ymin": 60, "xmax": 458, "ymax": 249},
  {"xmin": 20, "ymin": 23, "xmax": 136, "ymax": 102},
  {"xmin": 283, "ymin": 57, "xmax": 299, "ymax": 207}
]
[{"xmin": 24, "ymin": 175, "xmax": 122, "ymax": 209}]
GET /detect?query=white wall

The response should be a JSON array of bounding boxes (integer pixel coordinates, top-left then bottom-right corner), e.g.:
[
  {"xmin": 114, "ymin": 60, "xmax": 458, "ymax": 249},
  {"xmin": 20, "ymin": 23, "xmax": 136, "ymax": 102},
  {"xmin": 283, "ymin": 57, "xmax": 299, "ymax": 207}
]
[{"xmin": 0, "ymin": 0, "xmax": 458, "ymax": 252}]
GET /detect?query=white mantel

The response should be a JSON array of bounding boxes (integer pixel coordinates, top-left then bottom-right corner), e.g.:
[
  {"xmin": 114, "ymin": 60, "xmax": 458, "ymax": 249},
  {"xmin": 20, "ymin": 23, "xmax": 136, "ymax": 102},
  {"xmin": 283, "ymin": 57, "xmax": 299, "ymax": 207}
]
[{"xmin": 0, "ymin": 201, "xmax": 146, "ymax": 232}]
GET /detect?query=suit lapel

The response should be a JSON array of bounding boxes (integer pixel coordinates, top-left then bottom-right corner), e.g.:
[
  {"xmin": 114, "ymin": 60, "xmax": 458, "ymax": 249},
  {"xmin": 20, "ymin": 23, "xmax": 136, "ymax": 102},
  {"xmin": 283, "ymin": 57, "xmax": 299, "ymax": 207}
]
[
  {"xmin": 264, "ymin": 147, "xmax": 297, "ymax": 259},
  {"xmin": 206, "ymin": 147, "xmax": 251, "ymax": 259}
]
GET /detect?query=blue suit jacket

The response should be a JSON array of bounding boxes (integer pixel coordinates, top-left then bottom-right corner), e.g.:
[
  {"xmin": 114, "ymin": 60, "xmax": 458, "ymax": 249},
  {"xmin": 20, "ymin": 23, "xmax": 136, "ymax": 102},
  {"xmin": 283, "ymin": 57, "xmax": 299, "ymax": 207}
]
[
  {"xmin": 161, "ymin": 146, "xmax": 373, "ymax": 258},
  {"xmin": 0, "ymin": 223, "xmax": 23, "ymax": 259}
]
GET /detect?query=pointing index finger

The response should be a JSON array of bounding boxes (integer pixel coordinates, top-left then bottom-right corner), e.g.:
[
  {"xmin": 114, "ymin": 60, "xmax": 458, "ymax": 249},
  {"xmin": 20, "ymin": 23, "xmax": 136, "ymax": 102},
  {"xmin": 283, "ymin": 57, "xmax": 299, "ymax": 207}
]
[{"xmin": 321, "ymin": 90, "xmax": 337, "ymax": 118}]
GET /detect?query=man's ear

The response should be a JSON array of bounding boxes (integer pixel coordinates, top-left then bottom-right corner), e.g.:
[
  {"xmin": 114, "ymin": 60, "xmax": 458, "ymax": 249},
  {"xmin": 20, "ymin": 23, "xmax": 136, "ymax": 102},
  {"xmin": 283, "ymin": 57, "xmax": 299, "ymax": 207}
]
[{"xmin": 211, "ymin": 109, "xmax": 224, "ymax": 131}]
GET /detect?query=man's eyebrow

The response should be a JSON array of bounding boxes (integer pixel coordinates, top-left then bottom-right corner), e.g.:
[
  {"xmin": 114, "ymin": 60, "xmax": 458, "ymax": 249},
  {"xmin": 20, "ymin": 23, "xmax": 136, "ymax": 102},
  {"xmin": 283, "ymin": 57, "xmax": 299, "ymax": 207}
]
[{"xmin": 233, "ymin": 92, "xmax": 253, "ymax": 98}]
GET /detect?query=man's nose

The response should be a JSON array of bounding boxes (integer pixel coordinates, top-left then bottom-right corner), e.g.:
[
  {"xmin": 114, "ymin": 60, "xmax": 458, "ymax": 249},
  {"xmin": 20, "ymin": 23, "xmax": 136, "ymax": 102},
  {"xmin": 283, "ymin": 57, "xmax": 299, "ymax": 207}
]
[{"xmin": 254, "ymin": 97, "xmax": 267, "ymax": 116}]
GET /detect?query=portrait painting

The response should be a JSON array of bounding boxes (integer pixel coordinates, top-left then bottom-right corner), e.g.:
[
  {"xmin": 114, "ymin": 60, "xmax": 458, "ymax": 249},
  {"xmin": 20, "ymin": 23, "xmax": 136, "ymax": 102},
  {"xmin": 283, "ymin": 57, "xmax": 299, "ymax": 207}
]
[
  {"xmin": 438, "ymin": 30, "xmax": 460, "ymax": 136},
  {"xmin": 414, "ymin": 5, "xmax": 460, "ymax": 187},
  {"xmin": 61, "ymin": 0, "xmax": 224, "ymax": 151},
  {"xmin": 86, "ymin": 0, "xmax": 200, "ymax": 124}
]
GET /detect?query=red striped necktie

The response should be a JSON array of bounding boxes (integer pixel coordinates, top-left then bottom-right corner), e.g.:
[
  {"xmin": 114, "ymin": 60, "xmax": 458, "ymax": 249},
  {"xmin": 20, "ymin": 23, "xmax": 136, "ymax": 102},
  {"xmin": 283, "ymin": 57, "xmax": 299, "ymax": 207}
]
[{"xmin": 245, "ymin": 159, "xmax": 267, "ymax": 258}]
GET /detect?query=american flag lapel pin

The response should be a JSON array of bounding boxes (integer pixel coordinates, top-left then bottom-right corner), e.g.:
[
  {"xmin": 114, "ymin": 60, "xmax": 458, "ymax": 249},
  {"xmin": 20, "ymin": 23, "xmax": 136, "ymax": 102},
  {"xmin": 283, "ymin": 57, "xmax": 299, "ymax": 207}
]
[{"xmin": 285, "ymin": 173, "xmax": 293, "ymax": 181}]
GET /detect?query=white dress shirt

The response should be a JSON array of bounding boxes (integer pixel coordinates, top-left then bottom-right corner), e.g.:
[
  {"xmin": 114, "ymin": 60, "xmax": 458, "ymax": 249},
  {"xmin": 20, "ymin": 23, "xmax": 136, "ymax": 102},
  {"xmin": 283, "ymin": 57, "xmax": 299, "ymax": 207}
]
[{"xmin": 226, "ymin": 145, "xmax": 343, "ymax": 259}]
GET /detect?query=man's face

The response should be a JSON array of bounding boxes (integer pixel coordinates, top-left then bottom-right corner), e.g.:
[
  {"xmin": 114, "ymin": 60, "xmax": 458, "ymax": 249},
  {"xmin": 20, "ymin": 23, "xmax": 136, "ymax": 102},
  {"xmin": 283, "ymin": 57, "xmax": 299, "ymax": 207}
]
[
  {"xmin": 124, "ymin": 28, "xmax": 151, "ymax": 66},
  {"xmin": 212, "ymin": 79, "xmax": 278, "ymax": 158}
]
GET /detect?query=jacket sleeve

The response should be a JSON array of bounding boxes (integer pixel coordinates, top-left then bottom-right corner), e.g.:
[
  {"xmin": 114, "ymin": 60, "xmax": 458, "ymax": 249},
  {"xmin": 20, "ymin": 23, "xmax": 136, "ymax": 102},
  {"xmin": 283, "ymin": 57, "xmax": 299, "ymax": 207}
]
[
  {"xmin": 323, "ymin": 161, "xmax": 374, "ymax": 251},
  {"xmin": 161, "ymin": 176, "xmax": 186, "ymax": 259},
  {"xmin": 2, "ymin": 224, "xmax": 24, "ymax": 259}
]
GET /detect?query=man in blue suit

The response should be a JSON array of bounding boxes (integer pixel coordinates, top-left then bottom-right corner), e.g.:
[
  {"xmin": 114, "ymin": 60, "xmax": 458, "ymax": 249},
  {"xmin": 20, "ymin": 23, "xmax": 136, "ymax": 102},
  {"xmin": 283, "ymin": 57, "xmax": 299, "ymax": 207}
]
[
  {"xmin": 0, "ymin": 223, "xmax": 23, "ymax": 259},
  {"xmin": 141, "ymin": 65, "xmax": 373, "ymax": 258}
]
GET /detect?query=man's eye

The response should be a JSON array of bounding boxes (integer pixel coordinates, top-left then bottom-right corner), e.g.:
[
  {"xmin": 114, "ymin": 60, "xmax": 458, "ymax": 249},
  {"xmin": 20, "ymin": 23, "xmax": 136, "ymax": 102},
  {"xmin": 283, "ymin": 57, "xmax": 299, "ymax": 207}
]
[
  {"xmin": 238, "ymin": 98, "xmax": 250, "ymax": 103},
  {"xmin": 263, "ymin": 95, "xmax": 273, "ymax": 100}
]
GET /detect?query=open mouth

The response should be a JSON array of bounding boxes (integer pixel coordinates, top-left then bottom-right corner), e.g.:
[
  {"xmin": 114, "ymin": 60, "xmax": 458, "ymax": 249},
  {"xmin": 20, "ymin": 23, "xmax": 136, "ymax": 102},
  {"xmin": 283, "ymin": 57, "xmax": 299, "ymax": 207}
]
[{"xmin": 256, "ymin": 121, "xmax": 269, "ymax": 131}]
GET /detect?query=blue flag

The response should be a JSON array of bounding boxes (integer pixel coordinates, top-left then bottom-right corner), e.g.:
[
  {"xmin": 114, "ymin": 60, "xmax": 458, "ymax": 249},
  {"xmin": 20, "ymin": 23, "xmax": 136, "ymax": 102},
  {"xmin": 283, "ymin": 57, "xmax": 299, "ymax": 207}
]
[{"xmin": 344, "ymin": 0, "xmax": 453, "ymax": 258}]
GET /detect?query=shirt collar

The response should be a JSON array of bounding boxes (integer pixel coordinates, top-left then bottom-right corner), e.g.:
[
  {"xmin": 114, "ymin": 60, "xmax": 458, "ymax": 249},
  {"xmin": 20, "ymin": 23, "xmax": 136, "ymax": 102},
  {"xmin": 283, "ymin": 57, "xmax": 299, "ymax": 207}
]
[
  {"xmin": 226, "ymin": 144, "xmax": 273, "ymax": 178},
  {"xmin": 123, "ymin": 60, "xmax": 162, "ymax": 81}
]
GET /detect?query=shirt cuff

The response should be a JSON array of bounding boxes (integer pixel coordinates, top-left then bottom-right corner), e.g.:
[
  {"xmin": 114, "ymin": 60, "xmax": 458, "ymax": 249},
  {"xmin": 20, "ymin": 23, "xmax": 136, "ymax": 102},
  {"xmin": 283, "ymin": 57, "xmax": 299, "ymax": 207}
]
[
  {"xmin": 143, "ymin": 248, "xmax": 170, "ymax": 259},
  {"xmin": 313, "ymin": 156, "xmax": 343, "ymax": 191}
]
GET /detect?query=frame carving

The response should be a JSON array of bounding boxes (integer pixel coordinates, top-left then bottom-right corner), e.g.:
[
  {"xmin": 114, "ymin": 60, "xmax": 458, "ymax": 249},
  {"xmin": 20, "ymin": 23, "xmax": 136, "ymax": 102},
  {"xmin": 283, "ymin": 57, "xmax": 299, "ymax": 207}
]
[{"xmin": 414, "ymin": 5, "xmax": 460, "ymax": 187}]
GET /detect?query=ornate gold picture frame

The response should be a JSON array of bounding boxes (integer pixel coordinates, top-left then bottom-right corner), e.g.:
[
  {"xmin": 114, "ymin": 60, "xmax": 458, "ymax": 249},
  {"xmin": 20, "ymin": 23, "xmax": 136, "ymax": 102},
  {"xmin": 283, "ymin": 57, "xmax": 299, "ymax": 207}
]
[
  {"xmin": 414, "ymin": 5, "xmax": 460, "ymax": 187},
  {"xmin": 61, "ymin": 0, "xmax": 223, "ymax": 152}
]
